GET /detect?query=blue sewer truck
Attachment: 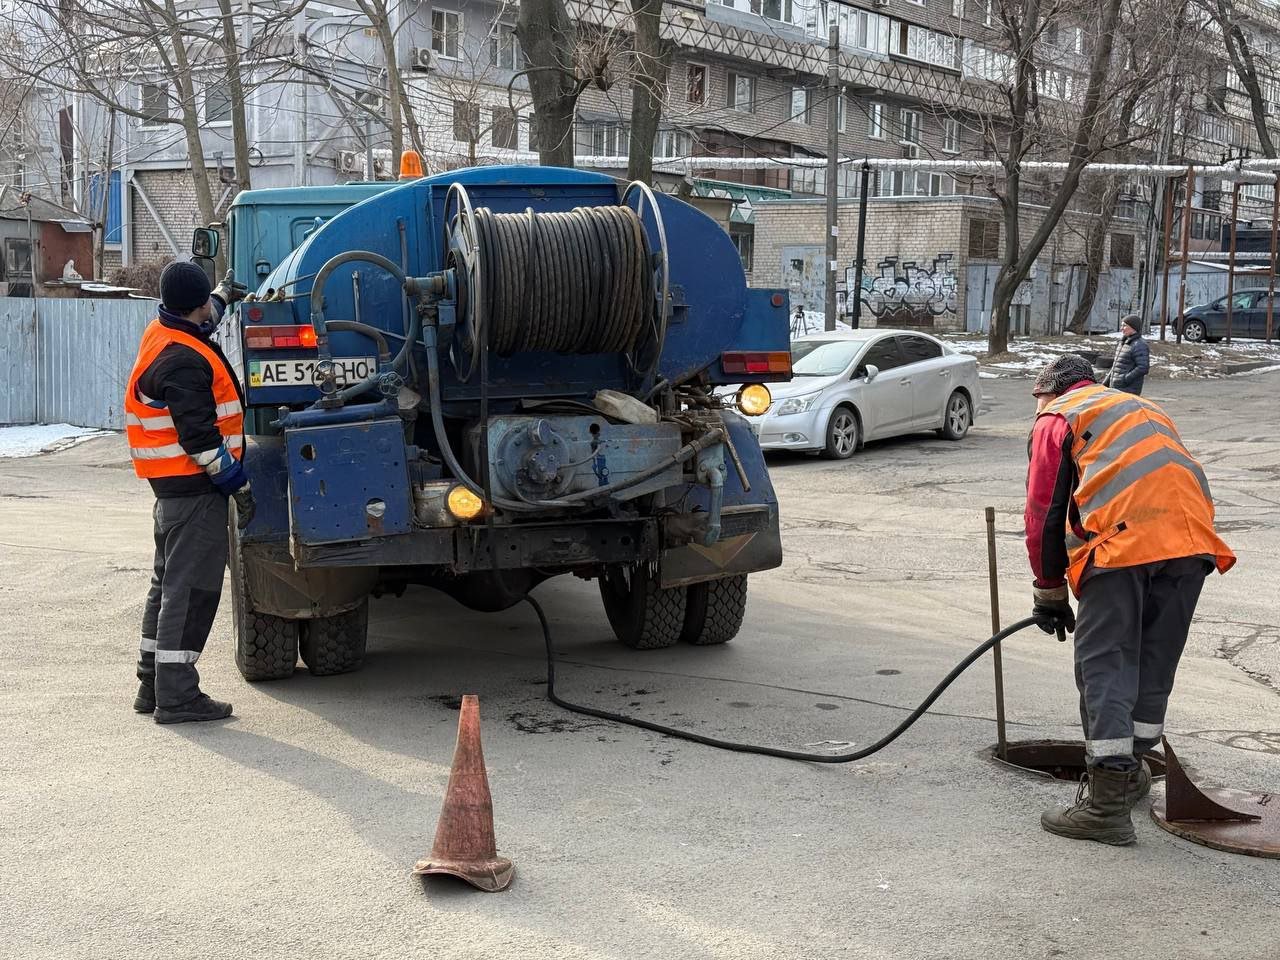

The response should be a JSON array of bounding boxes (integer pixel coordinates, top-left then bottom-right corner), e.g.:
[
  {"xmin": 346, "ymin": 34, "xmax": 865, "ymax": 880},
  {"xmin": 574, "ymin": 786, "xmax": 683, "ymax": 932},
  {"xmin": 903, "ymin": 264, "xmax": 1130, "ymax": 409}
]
[{"xmin": 197, "ymin": 165, "xmax": 791, "ymax": 679}]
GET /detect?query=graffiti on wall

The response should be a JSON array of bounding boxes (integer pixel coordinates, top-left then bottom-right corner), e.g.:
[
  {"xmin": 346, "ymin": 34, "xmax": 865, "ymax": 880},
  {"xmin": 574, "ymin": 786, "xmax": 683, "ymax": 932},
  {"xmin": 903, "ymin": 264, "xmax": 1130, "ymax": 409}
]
[{"xmin": 850, "ymin": 255, "xmax": 958, "ymax": 327}]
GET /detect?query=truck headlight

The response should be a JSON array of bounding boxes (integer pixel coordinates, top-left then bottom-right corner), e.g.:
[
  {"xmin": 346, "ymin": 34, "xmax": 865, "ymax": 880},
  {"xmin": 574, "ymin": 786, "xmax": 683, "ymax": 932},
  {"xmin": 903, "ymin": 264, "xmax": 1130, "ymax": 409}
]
[
  {"xmin": 446, "ymin": 485, "xmax": 486, "ymax": 521},
  {"xmin": 774, "ymin": 391, "xmax": 821, "ymax": 417},
  {"xmin": 737, "ymin": 383, "xmax": 772, "ymax": 416}
]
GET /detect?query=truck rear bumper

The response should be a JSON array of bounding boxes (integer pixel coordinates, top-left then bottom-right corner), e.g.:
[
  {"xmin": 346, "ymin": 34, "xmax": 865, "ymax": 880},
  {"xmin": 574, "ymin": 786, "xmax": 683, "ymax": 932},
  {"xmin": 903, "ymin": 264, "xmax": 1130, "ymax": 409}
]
[{"xmin": 287, "ymin": 505, "xmax": 781, "ymax": 587}]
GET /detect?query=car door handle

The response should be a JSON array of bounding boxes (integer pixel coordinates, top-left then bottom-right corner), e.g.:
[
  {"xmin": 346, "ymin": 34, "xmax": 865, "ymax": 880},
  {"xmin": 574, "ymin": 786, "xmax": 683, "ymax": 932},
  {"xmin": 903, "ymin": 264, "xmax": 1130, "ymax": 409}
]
[
  {"xmin": 899, "ymin": 378, "xmax": 911, "ymax": 385},
  {"xmin": 938, "ymin": 370, "xmax": 951, "ymax": 377}
]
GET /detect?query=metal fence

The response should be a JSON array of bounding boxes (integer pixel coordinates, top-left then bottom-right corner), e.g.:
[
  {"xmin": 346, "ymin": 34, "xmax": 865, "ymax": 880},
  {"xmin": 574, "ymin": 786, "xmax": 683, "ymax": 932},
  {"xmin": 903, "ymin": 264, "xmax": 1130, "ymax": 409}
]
[{"xmin": 0, "ymin": 297, "xmax": 158, "ymax": 429}]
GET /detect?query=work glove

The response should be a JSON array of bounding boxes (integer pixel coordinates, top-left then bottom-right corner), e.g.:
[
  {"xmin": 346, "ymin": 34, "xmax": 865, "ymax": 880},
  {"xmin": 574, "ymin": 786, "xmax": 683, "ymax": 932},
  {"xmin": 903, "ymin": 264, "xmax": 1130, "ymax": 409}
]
[
  {"xmin": 231, "ymin": 483, "xmax": 256, "ymax": 529},
  {"xmin": 211, "ymin": 269, "xmax": 248, "ymax": 306},
  {"xmin": 1032, "ymin": 584, "xmax": 1075, "ymax": 638}
]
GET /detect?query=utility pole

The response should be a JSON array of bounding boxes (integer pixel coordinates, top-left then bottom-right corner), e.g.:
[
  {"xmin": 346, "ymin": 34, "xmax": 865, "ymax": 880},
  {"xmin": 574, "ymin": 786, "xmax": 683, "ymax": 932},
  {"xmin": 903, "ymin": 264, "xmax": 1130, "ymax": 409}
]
[
  {"xmin": 851, "ymin": 161, "xmax": 870, "ymax": 328},
  {"xmin": 824, "ymin": 22, "xmax": 840, "ymax": 332}
]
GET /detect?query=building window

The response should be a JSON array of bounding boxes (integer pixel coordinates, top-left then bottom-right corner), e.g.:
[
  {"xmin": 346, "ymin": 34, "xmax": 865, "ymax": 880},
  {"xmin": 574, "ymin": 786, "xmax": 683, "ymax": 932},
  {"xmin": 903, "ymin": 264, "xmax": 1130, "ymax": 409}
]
[
  {"xmin": 953, "ymin": 0, "xmax": 965, "ymax": 16},
  {"xmin": 1110, "ymin": 234, "xmax": 1135, "ymax": 269},
  {"xmin": 687, "ymin": 64, "xmax": 706, "ymax": 104},
  {"xmin": 896, "ymin": 23, "xmax": 958, "ymax": 68},
  {"xmin": 899, "ymin": 109, "xmax": 921, "ymax": 144},
  {"xmin": 452, "ymin": 100, "xmax": 480, "ymax": 142},
  {"xmin": 491, "ymin": 108, "xmax": 519, "ymax": 150},
  {"xmin": 655, "ymin": 129, "xmax": 692, "ymax": 158},
  {"xmin": 790, "ymin": 87, "xmax": 814, "ymax": 124},
  {"xmin": 203, "ymin": 78, "xmax": 232, "ymax": 126},
  {"xmin": 589, "ymin": 122, "xmax": 628, "ymax": 156},
  {"xmin": 730, "ymin": 226, "xmax": 754, "ymax": 272},
  {"xmin": 727, "ymin": 72, "xmax": 756, "ymax": 112},
  {"xmin": 4, "ymin": 238, "xmax": 33, "ymax": 278},
  {"xmin": 968, "ymin": 219, "xmax": 1001, "ymax": 259},
  {"xmin": 1073, "ymin": 26, "xmax": 1084, "ymax": 54},
  {"xmin": 943, "ymin": 117, "xmax": 960, "ymax": 153},
  {"xmin": 868, "ymin": 102, "xmax": 883, "ymax": 139},
  {"xmin": 139, "ymin": 82, "xmax": 170, "ymax": 128},
  {"xmin": 753, "ymin": 0, "xmax": 793, "ymax": 23},
  {"xmin": 984, "ymin": 0, "xmax": 993, "ymax": 26},
  {"xmin": 838, "ymin": 93, "xmax": 847, "ymax": 132},
  {"xmin": 431, "ymin": 9, "xmax": 462, "ymax": 60},
  {"xmin": 489, "ymin": 23, "xmax": 522, "ymax": 70}
]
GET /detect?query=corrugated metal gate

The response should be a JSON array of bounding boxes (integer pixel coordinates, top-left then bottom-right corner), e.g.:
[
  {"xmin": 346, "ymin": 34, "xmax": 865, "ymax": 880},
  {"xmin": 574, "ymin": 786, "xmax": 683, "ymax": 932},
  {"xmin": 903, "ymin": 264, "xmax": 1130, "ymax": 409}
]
[{"xmin": 0, "ymin": 297, "xmax": 158, "ymax": 429}]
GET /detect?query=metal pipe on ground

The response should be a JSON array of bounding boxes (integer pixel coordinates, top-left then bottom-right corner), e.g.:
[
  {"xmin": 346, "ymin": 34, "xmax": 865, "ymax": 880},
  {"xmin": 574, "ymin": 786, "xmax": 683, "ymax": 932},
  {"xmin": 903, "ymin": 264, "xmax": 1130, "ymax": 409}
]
[{"xmin": 985, "ymin": 506, "xmax": 1007, "ymax": 762}]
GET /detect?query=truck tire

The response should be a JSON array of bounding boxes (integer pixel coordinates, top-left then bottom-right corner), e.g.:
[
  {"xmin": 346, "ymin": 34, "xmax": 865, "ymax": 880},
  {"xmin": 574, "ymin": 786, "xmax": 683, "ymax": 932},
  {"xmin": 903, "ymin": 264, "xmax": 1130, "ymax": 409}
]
[
  {"xmin": 229, "ymin": 524, "xmax": 299, "ymax": 682},
  {"xmin": 599, "ymin": 563, "xmax": 686, "ymax": 649},
  {"xmin": 681, "ymin": 575, "xmax": 748, "ymax": 645},
  {"xmin": 299, "ymin": 601, "xmax": 369, "ymax": 676}
]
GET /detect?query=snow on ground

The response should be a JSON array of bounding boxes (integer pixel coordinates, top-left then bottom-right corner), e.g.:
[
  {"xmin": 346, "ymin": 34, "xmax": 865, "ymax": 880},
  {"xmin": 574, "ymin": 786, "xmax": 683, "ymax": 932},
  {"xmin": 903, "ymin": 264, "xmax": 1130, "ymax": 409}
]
[{"xmin": 0, "ymin": 424, "xmax": 112, "ymax": 459}]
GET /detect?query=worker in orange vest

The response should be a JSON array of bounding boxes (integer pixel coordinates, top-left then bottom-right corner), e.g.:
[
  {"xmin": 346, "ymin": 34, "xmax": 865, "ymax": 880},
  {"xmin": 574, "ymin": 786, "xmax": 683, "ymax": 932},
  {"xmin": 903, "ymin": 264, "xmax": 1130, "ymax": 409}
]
[
  {"xmin": 1025, "ymin": 354, "xmax": 1234, "ymax": 846},
  {"xmin": 124, "ymin": 261, "xmax": 249, "ymax": 723}
]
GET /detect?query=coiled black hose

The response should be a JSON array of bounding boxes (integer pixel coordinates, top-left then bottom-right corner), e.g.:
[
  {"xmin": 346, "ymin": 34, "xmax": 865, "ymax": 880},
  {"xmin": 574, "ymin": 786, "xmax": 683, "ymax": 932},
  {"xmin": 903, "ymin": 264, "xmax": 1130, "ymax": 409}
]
[
  {"xmin": 472, "ymin": 205, "xmax": 652, "ymax": 356},
  {"xmin": 527, "ymin": 594, "xmax": 1040, "ymax": 764}
]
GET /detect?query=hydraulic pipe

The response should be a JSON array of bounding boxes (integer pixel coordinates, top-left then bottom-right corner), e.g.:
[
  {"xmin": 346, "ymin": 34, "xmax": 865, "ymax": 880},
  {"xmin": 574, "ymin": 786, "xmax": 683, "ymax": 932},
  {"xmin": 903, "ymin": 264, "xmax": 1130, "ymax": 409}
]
[{"xmin": 323, "ymin": 320, "xmax": 391, "ymax": 362}]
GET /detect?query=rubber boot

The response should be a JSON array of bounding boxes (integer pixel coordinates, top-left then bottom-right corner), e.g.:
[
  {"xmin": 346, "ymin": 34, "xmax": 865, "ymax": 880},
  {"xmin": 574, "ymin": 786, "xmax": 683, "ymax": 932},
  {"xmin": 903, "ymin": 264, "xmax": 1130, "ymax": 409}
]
[
  {"xmin": 154, "ymin": 693, "xmax": 233, "ymax": 725},
  {"xmin": 1040, "ymin": 767, "xmax": 1137, "ymax": 846},
  {"xmin": 134, "ymin": 651, "xmax": 156, "ymax": 714}
]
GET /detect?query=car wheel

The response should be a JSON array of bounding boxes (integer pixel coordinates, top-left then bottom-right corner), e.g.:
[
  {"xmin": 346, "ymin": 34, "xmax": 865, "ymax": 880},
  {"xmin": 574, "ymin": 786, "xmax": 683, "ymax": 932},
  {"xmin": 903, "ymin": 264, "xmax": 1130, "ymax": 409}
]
[
  {"xmin": 938, "ymin": 391, "xmax": 972, "ymax": 441},
  {"xmin": 821, "ymin": 407, "xmax": 859, "ymax": 460},
  {"xmin": 1182, "ymin": 319, "xmax": 1206, "ymax": 342}
]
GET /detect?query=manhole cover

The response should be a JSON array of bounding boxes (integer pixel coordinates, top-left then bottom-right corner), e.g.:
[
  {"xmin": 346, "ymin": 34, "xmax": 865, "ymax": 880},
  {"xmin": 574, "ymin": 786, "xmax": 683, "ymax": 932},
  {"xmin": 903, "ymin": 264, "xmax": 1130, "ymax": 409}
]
[{"xmin": 992, "ymin": 739, "xmax": 1167, "ymax": 782}]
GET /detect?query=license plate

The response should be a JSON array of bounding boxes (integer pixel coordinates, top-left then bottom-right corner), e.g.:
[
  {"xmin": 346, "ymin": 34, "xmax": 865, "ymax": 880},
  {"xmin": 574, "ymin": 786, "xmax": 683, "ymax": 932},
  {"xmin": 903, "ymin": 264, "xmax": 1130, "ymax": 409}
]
[{"xmin": 248, "ymin": 357, "xmax": 377, "ymax": 388}]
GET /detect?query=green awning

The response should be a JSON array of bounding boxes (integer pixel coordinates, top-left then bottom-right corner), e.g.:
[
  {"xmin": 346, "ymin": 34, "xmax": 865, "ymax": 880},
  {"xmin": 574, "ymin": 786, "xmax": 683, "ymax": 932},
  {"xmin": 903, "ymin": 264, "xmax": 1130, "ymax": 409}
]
[{"xmin": 688, "ymin": 178, "xmax": 792, "ymax": 224}]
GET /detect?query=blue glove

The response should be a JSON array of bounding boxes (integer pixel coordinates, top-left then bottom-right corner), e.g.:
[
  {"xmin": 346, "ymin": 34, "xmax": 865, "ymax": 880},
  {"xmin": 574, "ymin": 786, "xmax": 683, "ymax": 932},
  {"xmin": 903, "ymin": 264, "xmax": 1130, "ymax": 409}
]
[{"xmin": 203, "ymin": 444, "xmax": 249, "ymax": 496}]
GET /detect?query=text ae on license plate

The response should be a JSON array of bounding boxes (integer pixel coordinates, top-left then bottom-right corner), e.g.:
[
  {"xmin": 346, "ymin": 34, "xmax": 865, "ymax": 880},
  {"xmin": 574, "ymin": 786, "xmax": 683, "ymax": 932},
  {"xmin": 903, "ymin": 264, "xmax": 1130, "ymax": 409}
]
[{"xmin": 248, "ymin": 356, "xmax": 376, "ymax": 388}]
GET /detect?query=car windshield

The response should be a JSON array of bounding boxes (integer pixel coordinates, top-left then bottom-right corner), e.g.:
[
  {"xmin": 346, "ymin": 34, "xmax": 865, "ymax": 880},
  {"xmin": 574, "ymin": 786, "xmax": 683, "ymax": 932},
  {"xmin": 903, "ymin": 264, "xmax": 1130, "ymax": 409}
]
[{"xmin": 791, "ymin": 340, "xmax": 866, "ymax": 376}]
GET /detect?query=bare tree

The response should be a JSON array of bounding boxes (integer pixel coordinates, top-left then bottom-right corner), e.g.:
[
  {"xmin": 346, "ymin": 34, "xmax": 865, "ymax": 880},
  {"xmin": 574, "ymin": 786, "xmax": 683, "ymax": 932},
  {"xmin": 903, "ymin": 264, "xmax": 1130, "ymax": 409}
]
[
  {"xmin": 977, "ymin": 0, "xmax": 1186, "ymax": 353},
  {"xmin": 350, "ymin": 0, "xmax": 425, "ymax": 163},
  {"xmin": 626, "ymin": 0, "xmax": 671, "ymax": 183},
  {"xmin": 1199, "ymin": 0, "xmax": 1276, "ymax": 158}
]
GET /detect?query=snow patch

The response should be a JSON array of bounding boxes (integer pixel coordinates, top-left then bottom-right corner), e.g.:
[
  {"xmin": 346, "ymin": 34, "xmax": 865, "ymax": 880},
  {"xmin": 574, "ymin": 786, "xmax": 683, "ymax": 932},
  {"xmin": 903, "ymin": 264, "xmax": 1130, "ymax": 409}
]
[{"xmin": 0, "ymin": 423, "xmax": 112, "ymax": 459}]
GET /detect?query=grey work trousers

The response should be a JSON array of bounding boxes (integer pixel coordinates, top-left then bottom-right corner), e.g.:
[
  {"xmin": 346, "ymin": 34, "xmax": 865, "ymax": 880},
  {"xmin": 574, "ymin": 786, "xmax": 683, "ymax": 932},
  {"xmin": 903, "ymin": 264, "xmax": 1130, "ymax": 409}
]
[
  {"xmin": 1072, "ymin": 556, "xmax": 1211, "ymax": 770},
  {"xmin": 137, "ymin": 494, "xmax": 229, "ymax": 708}
]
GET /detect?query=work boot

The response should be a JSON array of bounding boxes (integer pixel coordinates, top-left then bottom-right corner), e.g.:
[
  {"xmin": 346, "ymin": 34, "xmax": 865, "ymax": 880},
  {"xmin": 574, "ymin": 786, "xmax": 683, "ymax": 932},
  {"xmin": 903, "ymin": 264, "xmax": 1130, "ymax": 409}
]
[
  {"xmin": 154, "ymin": 693, "xmax": 233, "ymax": 725},
  {"xmin": 134, "ymin": 651, "xmax": 156, "ymax": 714},
  {"xmin": 1040, "ymin": 767, "xmax": 1137, "ymax": 846}
]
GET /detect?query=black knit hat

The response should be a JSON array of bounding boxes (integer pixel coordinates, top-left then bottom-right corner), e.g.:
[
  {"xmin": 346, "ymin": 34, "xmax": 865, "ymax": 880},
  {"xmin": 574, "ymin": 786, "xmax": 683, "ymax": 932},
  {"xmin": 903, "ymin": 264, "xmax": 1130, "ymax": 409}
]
[
  {"xmin": 159, "ymin": 260, "xmax": 212, "ymax": 313},
  {"xmin": 1032, "ymin": 353, "xmax": 1097, "ymax": 397},
  {"xmin": 1121, "ymin": 313, "xmax": 1145, "ymax": 334}
]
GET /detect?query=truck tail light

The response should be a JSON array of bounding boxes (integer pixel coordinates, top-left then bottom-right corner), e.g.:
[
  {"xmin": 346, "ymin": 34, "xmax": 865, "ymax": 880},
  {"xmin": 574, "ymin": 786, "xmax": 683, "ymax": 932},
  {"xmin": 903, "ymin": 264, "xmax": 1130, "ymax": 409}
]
[
  {"xmin": 244, "ymin": 325, "xmax": 319, "ymax": 350},
  {"xmin": 721, "ymin": 351, "xmax": 792, "ymax": 376}
]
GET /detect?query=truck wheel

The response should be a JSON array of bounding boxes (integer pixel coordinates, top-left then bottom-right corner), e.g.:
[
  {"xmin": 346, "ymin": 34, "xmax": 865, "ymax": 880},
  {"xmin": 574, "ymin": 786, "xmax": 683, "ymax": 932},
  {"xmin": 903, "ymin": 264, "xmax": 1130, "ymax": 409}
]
[
  {"xmin": 229, "ymin": 524, "xmax": 299, "ymax": 682},
  {"xmin": 299, "ymin": 601, "xmax": 369, "ymax": 676},
  {"xmin": 599, "ymin": 563, "xmax": 686, "ymax": 649},
  {"xmin": 681, "ymin": 575, "xmax": 748, "ymax": 645}
]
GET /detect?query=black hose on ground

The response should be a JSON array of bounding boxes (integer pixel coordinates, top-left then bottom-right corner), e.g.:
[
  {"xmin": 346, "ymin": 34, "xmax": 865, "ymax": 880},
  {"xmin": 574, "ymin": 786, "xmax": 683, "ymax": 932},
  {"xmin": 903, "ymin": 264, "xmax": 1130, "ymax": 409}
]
[{"xmin": 525, "ymin": 594, "xmax": 1041, "ymax": 764}]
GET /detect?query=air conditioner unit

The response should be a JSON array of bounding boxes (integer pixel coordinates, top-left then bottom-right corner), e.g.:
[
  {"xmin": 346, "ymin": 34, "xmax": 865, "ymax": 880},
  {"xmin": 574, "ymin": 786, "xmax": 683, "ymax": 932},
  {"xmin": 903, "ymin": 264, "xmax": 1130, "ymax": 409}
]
[
  {"xmin": 337, "ymin": 150, "xmax": 361, "ymax": 175},
  {"xmin": 901, "ymin": 143, "xmax": 919, "ymax": 159},
  {"xmin": 411, "ymin": 47, "xmax": 433, "ymax": 72},
  {"xmin": 1264, "ymin": 101, "xmax": 1275, "ymax": 117}
]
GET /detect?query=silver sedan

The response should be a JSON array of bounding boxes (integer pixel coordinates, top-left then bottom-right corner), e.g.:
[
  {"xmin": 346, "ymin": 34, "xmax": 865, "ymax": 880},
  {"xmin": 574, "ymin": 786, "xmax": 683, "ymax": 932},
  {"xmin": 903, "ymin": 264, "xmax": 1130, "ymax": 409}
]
[{"xmin": 747, "ymin": 330, "xmax": 981, "ymax": 459}]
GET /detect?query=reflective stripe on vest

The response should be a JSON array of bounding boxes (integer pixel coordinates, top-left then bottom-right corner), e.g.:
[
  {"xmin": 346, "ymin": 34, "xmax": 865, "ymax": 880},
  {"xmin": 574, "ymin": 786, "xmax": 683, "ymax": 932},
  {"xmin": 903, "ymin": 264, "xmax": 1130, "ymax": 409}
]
[
  {"xmin": 124, "ymin": 320, "xmax": 245, "ymax": 480},
  {"xmin": 1040, "ymin": 384, "xmax": 1235, "ymax": 592}
]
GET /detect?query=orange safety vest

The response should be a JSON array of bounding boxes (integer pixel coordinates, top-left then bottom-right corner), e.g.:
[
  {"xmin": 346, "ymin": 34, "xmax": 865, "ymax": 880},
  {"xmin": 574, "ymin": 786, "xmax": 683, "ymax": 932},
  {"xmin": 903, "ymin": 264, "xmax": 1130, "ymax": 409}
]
[
  {"xmin": 1040, "ymin": 384, "xmax": 1235, "ymax": 594},
  {"xmin": 124, "ymin": 319, "xmax": 244, "ymax": 479}
]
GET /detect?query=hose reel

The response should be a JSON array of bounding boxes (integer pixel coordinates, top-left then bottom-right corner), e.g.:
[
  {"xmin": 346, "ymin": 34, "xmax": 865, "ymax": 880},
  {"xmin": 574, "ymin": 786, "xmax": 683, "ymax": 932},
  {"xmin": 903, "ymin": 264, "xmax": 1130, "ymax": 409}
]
[{"xmin": 442, "ymin": 181, "xmax": 670, "ymax": 384}]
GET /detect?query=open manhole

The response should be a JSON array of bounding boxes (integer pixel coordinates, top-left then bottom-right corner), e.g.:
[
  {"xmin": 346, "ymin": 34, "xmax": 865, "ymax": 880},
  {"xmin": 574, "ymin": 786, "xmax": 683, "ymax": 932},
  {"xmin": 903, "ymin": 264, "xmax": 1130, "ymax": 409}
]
[{"xmin": 992, "ymin": 739, "xmax": 1167, "ymax": 782}]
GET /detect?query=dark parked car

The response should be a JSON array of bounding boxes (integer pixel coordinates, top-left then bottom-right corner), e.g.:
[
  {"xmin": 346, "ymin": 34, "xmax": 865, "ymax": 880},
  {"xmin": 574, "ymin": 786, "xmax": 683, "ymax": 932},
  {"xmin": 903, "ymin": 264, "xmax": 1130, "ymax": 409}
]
[{"xmin": 1179, "ymin": 290, "xmax": 1279, "ymax": 342}]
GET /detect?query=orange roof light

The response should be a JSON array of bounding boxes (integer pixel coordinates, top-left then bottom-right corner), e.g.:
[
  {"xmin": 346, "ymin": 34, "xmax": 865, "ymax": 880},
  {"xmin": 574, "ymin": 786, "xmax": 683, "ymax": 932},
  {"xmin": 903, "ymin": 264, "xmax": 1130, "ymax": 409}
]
[{"xmin": 399, "ymin": 150, "xmax": 425, "ymax": 180}]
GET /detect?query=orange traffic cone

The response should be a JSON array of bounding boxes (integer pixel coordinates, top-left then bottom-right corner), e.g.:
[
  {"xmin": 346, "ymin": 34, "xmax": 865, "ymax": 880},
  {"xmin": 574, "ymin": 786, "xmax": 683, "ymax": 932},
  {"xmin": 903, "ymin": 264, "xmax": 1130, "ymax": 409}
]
[{"xmin": 413, "ymin": 694, "xmax": 514, "ymax": 891}]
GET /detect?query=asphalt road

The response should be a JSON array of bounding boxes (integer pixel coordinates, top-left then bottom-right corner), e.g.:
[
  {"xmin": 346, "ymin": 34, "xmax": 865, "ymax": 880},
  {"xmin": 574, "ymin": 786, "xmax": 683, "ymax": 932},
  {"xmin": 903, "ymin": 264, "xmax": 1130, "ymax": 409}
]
[{"xmin": 2, "ymin": 375, "xmax": 1278, "ymax": 960}]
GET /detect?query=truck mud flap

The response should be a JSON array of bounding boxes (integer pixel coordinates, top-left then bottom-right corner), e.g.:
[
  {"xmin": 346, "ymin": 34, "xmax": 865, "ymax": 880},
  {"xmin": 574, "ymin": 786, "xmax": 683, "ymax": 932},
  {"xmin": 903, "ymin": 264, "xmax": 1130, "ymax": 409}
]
[
  {"xmin": 659, "ymin": 505, "xmax": 781, "ymax": 589},
  {"xmin": 243, "ymin": 540, "xmax": 377, "ymax": 619}
]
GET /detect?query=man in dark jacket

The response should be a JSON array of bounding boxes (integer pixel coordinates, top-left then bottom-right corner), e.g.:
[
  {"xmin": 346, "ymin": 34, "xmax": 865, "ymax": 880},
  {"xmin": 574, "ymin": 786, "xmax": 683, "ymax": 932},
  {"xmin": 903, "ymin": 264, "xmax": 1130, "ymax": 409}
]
[
  {"xmin": 1103, "ymin": 314, "xmax": 1150, "ymax": 395},
  {"xmin": 124, "ymin": 261, "xmax": 250, "ymax": 723}
]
